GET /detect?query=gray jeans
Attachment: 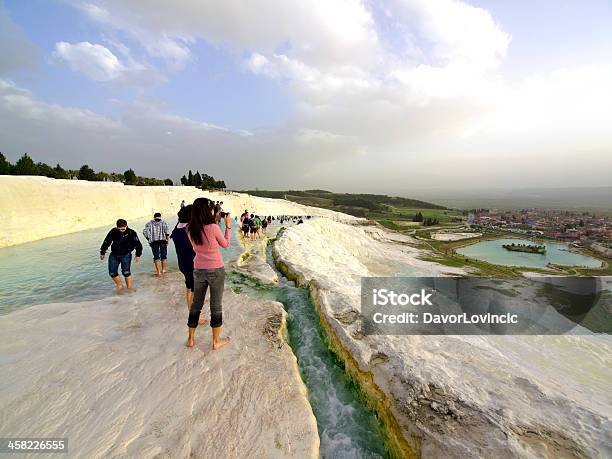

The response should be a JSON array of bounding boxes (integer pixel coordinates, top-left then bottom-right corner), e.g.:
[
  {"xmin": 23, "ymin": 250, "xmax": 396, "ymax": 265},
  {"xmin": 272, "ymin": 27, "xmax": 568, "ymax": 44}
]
[{"xmin": 188, "ymin": 268, "xmax": 225, "ymax": 328}]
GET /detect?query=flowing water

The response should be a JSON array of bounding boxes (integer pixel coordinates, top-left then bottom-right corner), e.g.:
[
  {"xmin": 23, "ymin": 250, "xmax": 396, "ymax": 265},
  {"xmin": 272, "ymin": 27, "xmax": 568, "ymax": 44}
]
[
  {"xmin": 227, "ymin": 246, "xmax": 389, "ymax": 458},
  {"xmin": 1, "ymin": 223, "xmax": 389, "ymax": 458}
]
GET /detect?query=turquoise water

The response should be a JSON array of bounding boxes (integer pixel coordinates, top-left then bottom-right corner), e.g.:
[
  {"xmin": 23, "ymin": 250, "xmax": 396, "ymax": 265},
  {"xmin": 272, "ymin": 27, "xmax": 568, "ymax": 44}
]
[
  {"xmin": 226, "ymin": 247, "xmax": 389, "ymax": 458},
  {"xmin": 0, "ymin": 218, "xmax": 242, "ymax": 315},
  {"xmin": 457, "ymin": 238, "xmax": 602, "ymax": 268}
]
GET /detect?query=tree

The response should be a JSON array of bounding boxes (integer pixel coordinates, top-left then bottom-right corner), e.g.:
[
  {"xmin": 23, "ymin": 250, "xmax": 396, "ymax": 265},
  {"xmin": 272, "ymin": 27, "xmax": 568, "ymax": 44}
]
[
  {"xmin": 164, "ymin": 178, "xmax": 173, "ymax": 186},
  {"xmin": 0, "ymin": 153, "xmax": 12, "ymax": 175},
  {"xmin": 201, "ymin": 173, "xmax": 212, "ymax": 189},
  {"xmin": 53, "ymin": 164, "xmax": 69, "ymax": 179},
  {"xmin": 13, "ymin": 153, "xmax": 38, "ymax": 175},
  {"xmin": 187, "ymin": 170, "xmax": 194, "ymax": 186},
  {"xmin": 180, "ymin": 175, "xmax": 188, "ymax": 186},
  {"xmin": 78, "ymin": 164, "xmax": 96, "ymax": 181},
  {"xmin": 194, "ymin": 171, "xmax": 202, "ymax": 187},
  {"xmin": 36, "ymin": 162, "xmax": 55, "ymax": 178},
  {"xmin": 95, "ymin": 171, "xmax": 109, "ymax": 182},
  {"xmin": 123, "ymin": 169, "xmax": 137, "ymax": 184}
]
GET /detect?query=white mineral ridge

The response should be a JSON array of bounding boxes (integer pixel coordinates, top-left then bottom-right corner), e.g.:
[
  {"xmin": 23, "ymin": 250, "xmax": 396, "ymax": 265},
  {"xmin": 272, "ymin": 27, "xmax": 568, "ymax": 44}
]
[
  {"xmin": 0, "ymin": 275, "xmax": 319, "ymax": 458},
  {"xmin": 0, "ymin": 176, "xmax": 357, "ymax": 248},
  {"xmin": 274, "ymin": 218, "xmax": 612, "ymax": 458},
  {"xmin": 431, "ymin": 232, "xmax": 482, "ymax": 241},
  {"xmin": 231, "ymin": 225, "xmax": 284, "ymax": 285}
]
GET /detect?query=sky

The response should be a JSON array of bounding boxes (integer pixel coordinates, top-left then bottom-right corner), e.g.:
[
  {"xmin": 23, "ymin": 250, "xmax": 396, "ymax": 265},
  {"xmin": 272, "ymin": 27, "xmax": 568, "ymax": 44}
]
[{"xmin": 0, "ymin": 0, "xmax": 611, "ymax": 193}]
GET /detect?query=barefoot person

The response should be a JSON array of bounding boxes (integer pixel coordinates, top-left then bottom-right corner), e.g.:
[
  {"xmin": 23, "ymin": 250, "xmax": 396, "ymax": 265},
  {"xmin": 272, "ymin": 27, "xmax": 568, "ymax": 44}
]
[
  {"xmin": 100, "ymin": 219, "xmax": 143, "ymax": 290},
  {"xmin": 143, "ymin": 212, "xmax": 170, "ymax": 275},
  {"xmin": 171, "ymin": 205, "xmax": 196, "ymax": 309},
  {"xmin": 186, "ymin": 198, "xmax": 232, "ymax": 350}
]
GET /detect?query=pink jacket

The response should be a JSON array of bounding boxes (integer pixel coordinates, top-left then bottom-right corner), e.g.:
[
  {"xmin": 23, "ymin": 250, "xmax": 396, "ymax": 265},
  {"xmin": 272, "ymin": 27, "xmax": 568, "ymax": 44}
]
[{"xmin": 187, "ymin": 224, "xmax": 231, "ymax": 269}]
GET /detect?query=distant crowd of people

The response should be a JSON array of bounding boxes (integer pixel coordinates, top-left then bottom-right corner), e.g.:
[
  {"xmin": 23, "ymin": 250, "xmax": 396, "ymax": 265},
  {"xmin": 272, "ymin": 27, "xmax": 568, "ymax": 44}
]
[
  {"xmin": 99, "ymin": 202, "xmax": 313, "ymax": 351},
  {"xmin": 238, "ymin": 212, "xmax": 306, "ymax": 240}
]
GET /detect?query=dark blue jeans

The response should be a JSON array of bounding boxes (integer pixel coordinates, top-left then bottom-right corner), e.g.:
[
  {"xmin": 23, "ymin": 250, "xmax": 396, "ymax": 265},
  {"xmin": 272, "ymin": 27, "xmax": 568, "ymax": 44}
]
[
  {"xmin": 108, "ymin": 253, "xmax": 132, "ymax": 278},
  {"xmin": 150, "ymin": 241, "xmax": 168, "ymax": 261}
]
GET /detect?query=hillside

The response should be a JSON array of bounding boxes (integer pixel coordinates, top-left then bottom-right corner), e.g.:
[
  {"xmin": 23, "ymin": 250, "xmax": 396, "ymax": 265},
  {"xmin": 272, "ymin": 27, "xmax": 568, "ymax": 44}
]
[{"xmin": 239, "ymin": 189, "xmax": 454, "ymax": 228}]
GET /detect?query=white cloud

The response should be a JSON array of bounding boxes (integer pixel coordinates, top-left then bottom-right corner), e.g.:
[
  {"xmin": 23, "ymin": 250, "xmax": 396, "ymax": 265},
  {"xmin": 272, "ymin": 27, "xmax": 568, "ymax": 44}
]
[
  {"xmin": 0, "ymin": 79, "xmax": 120, "ymax": 130},
  {"xmin": 52, "ymin": 41, "xmax": 163, "ymax": 86},
  {"xmin": 53, "ymin": 41, "xmax": 123, "ymax": 81},
  {"xmin": 75, "ymin": 0, "xmax": 379, "ymax": 69},
  {"xmin": 390, "ymin": 0, "xmax": 511, "ymax": 69}
]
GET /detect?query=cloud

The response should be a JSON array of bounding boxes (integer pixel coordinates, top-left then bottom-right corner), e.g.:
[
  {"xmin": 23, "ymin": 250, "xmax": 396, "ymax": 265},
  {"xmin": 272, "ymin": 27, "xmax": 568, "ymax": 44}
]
[
  {"xmin": 74, "ymin": 0, "xmax": 513, "ymax": 147},
  {"xmin": 77, "ymin": 2, "xmax": 192, "ymax": 69},
  {"xmin": 0, "ymin": 79, "xmax": 357, "ymax": 186},
  {"xmin": 75, "ymin": 0, "xmax": 379, "ymax": 69},
  {"xmin": 4, "ymin": 1, "xmax": 611, "ymax": 189},
  {"xmin": 0, "ymin": 79, "xmax": 120, "ymax": 130},
  {"xmin": 390, "ymin": 0, "xmax": 511, "ymax": 69},
  {"xmin": 52, "ymin": 41, "xmax": 163, "ymax": 86}
]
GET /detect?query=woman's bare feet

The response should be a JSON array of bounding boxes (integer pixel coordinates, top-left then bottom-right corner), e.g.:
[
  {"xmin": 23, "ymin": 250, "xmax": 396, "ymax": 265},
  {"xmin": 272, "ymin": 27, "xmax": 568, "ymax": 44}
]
[
  {"xmin": 186, "ymin": 336, "xmax": 194, "ymax": 348},
  {"xmin": 212, "ymin": 337, "xmax": 231, "ymax": 350}
]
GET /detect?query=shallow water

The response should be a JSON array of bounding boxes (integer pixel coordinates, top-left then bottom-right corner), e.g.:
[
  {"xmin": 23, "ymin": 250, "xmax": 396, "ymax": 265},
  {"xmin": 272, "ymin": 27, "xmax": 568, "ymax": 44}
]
[
  {"xmin": 0, "ymin": 218, "xmax": 242, "ymax": 314},
  {"xmin": 457, "ymin": 238, "xmax": 602, "ymax": 268},
  {"xmin": 227, "ymin": 247, "xmax": 389, "ymax": 458}
]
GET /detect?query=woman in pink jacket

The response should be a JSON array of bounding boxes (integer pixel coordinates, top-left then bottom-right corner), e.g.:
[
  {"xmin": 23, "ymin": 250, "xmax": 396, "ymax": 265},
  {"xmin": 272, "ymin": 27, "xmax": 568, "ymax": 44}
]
[{"xmin": 186, "ymin": 198, "xmax": 232, "ymax": 350}]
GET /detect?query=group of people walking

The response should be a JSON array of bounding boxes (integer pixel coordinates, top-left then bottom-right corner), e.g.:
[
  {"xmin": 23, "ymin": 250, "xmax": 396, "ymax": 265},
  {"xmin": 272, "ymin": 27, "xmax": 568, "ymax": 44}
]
[
  {"xmin": 239, "ymin": 211, "xmax": 271, "ymax": 239},
  {"xmin": 99, "ymin": 198, "xmax": 232, "ymax": 350}
]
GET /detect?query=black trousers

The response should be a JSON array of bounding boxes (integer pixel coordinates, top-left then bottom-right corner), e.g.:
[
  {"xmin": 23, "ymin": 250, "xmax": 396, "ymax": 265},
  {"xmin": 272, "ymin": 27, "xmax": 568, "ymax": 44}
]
[{"xmin": 188, "ymin": 268, "xmax": 225, "ymax": 328}]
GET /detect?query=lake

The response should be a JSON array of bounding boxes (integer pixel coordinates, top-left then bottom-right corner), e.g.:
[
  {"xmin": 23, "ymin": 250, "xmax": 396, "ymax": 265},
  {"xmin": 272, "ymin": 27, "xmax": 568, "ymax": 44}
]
[{"xmin": 456, "ymin": 238, "xmax": 602, "ymax": 269}]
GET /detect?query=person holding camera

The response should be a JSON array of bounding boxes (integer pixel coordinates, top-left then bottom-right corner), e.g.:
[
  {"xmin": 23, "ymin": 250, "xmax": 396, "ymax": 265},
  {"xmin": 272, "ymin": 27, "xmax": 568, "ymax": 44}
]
[
  {"xmin": 186, "ymin": 198, "xmax": 232, "ymax": 350},
  {"xmin": 143, "ymin": 212, "xmax": 170, "ymax": 275}
]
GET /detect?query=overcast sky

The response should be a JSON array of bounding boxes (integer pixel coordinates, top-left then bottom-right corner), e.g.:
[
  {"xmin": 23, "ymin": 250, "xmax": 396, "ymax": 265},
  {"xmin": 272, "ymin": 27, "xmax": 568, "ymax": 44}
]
[{"xmin": 1, "ymin": 0, "xmax": 611, "ymax": 192}]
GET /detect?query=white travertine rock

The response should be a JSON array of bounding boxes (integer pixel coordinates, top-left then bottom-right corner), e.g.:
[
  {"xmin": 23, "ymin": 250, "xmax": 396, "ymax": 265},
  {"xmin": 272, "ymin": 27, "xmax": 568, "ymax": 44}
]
[
  {"xmin": 0, "ymin": 176, "xmax": 357, "ymax": 248},
  {"xmin": 274, "ymin": 218, "xmax": 612, "ymax": 458},
  {"xmin": 0, "ymin": 275, "xmax": 319, "ymax": 458}
]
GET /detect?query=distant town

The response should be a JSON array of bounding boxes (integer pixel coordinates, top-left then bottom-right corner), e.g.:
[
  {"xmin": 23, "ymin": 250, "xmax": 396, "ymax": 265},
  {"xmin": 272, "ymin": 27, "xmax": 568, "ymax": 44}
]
[{"xmin": 467, "ymin": 208, "xmax": 612, "ymax": 256}]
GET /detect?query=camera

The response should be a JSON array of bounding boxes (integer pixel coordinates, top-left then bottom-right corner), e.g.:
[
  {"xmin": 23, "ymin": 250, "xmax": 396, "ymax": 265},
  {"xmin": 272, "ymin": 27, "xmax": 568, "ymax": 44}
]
[{"xmin": 219, "ymin": 211, "xmax": 230, "ymax": 218}]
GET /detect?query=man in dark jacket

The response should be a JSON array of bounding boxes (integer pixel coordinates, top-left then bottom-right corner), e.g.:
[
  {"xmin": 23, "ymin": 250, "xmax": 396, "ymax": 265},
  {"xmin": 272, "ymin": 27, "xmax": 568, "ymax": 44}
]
[{"xmin": 100, "ymin": 219, "xmax": 143, "ymax": 290}]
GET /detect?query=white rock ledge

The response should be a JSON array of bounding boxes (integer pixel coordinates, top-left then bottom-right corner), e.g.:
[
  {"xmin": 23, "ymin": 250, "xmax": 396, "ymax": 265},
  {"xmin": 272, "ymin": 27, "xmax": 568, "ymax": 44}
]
[
  {"xmin": 273, "ymin": 218, "xmax": 612, "ymax": 459},
  {"xmin": 0, "ymin": 274, "xmax": 319, "ymax": 458}
]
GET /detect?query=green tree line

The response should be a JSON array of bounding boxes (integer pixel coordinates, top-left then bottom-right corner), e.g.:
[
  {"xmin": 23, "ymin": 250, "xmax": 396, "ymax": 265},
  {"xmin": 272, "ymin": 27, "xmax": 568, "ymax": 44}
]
[
  {"xmin": 180, "ymin": 169, "xmax": 226, "ymax": 190},
  {"xmin": 0, "ymin": 152, "xmax": 176, "ymax": 186}
]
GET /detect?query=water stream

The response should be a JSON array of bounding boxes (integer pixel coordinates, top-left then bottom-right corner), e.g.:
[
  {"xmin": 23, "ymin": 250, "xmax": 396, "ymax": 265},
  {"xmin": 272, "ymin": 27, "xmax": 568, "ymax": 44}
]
[{"xmin": 228, "ymin": 244, "xmax": 389, "ymax": 458}]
